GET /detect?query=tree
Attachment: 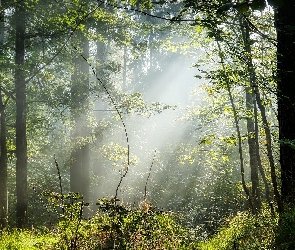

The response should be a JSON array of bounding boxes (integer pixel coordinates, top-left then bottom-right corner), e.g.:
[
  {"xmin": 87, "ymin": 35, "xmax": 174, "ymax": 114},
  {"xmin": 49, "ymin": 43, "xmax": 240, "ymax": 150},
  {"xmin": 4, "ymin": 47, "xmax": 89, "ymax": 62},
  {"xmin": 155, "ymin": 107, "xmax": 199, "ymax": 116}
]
[
  {"xmin": 276, "ymin": 1, "xmax": 295, "ymax": 207},
  {"xmin": 14, "ymin": 0, "xmax": 27, "ymax": 228},
  {"xmin": 240, "ymin": 18, "xmax": 261, "ymax": 214},
  {"xmin": 0, "ymin": 90, "xmax": 8, "ymax": 229},
  {"xmin": 69, "ymin": 1, "xmax": 122, "ymax": 203},
  {"xmin": 70, "ymin": 31, "xmax": 90, "ymax": 203},
  {"xmin": 0, "ymin": 0, "xmax": 8, "ymax": 229},
  {"xmin": 175, "ymin": 0, "xmax": 295, "ymax": 211}
]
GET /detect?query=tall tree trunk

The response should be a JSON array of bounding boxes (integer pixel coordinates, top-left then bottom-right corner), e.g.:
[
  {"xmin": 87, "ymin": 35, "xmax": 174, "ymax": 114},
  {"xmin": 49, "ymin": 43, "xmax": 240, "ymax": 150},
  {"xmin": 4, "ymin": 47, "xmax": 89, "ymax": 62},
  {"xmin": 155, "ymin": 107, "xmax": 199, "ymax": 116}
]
[
  {"xmin": 0, "ymin": 91, "xmax": 8, "ymax": 228},
  {"xmin": 245, "ymin": 87, "xmax": 261, "ymax": 213},
  {"xmin": 70, "ymin": 32, "xmax": 90, "ymax": 203},
  {"xmin": 0, "ymin": 0, "xmax": 8, "ymax": 229},
  {"xmin": 15, "ymin": 1, "xmax": 27, "ymax": 228},
  {"xmin": 240, "ymin": 19, "xmax": 262, "ymax": 213},
  {"xmin": 227, "ymin": 76, "xmax": 252, "ymax": 211},
  {"xmin": 0, "ymin": 0, "xmax": 4, "ymax": 44},
  {"xmin": 254, "ymin": 86, "xmax": 281, "ymax": 211},
  {"xmin": 217, "ymin": 42, "xmax": 253, "ymax": 211},
  {"xmin": 253, "ymin": 100, "xmax": 274, "ymax": 214},
  {"xmin": 276, "ymin": 1, "xmax": 295, "ymax": 207},
  {"xmin": 240, "ymin": 15, "xmax": 280, "ymax": 212}
]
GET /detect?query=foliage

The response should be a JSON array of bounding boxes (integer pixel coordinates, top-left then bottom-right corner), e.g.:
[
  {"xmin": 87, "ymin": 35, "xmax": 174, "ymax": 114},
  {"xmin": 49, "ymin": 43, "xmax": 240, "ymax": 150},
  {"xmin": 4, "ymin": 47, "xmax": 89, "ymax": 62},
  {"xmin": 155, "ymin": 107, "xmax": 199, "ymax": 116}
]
[
  {"xmin": 1, "ymin": 0, "xmax": 292, "ymax": 249},
  {"xmin": 198, "ymin": 207, "xmax": 278, "ymax": 250},
  {"xmin": 92, "ymin": 198, "xmax": 196, "ymax": 249},
  {"xmin": 0, "ymin": 196, "xmax": 198, "ymax": 249},
  {"xmin": 0, "ymin": 228, "xmax": 58, "ymax": 250},
  {"xmin": 1, "ymin": 202, "xmax": 290, "ymax": 250},
  {"xmin": 276, "ymin": 207, "xmax": 295, "ymax": 249}
]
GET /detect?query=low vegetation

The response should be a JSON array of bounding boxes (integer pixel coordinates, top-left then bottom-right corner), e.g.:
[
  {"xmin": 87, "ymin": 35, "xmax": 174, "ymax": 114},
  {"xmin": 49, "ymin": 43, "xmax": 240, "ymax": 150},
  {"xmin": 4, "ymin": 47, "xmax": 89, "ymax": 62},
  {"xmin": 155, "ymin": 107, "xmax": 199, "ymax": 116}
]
[
  {"xmin": 0, "ymin": 196, "xmax": 197, "ymax": 249},
  {"xmin": 1, "ymin": 197, "xmax": 295, "ymax": 249}
]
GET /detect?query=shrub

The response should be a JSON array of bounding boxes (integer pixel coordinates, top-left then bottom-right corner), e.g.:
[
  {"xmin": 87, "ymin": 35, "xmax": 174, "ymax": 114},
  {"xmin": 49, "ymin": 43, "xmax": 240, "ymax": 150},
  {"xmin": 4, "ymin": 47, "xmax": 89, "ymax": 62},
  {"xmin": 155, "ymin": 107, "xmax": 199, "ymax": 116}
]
[
  {"xmin": 43, "ymin": 194, "xmax": 198, "ymax": 249},
  {"xmin": 198, "ymin": 208, "xmax": 278, "ymax": 250}
]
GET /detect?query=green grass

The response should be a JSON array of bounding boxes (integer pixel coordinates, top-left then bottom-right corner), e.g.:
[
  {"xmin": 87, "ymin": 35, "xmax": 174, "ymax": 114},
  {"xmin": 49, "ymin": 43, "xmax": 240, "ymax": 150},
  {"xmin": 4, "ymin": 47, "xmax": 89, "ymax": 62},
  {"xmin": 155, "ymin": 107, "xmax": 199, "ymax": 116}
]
[
  {"xmin": 0, "ymin": 228, "xmax": 58, "ymax": 250},
  {"xmin": 198, "ymin": 208, "xmax": 278, "ymax": 250}
]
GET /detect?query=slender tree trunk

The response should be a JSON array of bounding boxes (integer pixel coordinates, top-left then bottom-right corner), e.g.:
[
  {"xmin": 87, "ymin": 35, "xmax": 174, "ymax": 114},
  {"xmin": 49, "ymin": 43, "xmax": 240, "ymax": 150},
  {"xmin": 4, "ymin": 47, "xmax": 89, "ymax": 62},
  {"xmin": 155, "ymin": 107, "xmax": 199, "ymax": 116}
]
[
  {"xmin": 253, "ymin": 100, "xmax": 274, "ymax": 214},
  {"xmin": 240, "ymin": 18, "xmax": 262, "ymax": 213},
  {"xmin": 276, "ymin": 1, "xmax": 295, "ymax": 208},
  {"xmin": 0, "ymin": 91, "xmax": 8, "ymax": 228},
  {"xmin": 15, "ymin": 1, "xmax": 27, "ymax": 228},
  {"xmin": 70, "ymin": 32, "xmax": 90, "ymax": 203},
  {"xmin": 239, "ymin": 16, "xmax": 280, "ymax": 212},
  {"xmin": 245, "ymin": 87, "xmax": 261, "ymax": 213},
  {"xmin": 0, "ymin": 0, "xmax": 4, "ymax": 44},
  {"xmin": 0, "ymin": 0, "xmax": 8, "ymax": 229},
  {"xmin": 217, "ymin": 42, "xmax": 253, "ymax": 210},
  {"xmin": 253, "ymin": 86, "xmax": 281, "ymax": 211},
  {"xmin": 227, "ymin": 78, "xmax": 252, "ymax": 211}
]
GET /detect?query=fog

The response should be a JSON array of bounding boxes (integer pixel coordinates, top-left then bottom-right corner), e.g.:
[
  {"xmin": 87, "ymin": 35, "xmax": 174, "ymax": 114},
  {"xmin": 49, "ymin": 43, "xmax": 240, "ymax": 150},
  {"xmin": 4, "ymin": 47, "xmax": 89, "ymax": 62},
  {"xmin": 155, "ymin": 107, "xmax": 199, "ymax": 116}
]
[{"xmin": 91, "ymin": 50, "xmax": 202, "ymax": 211}]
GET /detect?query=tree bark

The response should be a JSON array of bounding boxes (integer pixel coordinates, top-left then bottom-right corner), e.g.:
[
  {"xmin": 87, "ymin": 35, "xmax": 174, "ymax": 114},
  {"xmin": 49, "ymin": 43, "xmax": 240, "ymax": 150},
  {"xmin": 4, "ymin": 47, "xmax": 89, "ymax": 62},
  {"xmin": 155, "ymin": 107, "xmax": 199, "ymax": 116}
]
[
  {"xmin": 0, "ymin": 0, "xmax": 4, "ymax": 44},
  {"xmin": 239, "ymin": 14, "xmax": 280, "ymax": 212},
  {"xmin": 0, "ymin": 91, "xmax": 8, "ymax": 228},
  {"xmin": 240, "ymin": 18, "xmax": 261, "ymax": 213},
  {"xmin": 15, "ymin": 1, "xmax": 27, "ymax": 228},
  {"xmin": 276, "ymin": 1, "xmax": 295, "ymax": 207},
  {"xmin": 253, "ymin": 100, "xmax": 274, "ymax": 214},
  {"xmin": 70, "ymin": 32, "xmax": 90, "ymax": 203},
  {"xmin": 253, "ymin": 86, "xmax": 281, "ymax": 211},
  {"xmin": 245, "ymin": 87, "xmax": 261, "ymax": 213},
  {"xmin": 0, "ymin": 0, "xmax": 8, "ymax": 229}
]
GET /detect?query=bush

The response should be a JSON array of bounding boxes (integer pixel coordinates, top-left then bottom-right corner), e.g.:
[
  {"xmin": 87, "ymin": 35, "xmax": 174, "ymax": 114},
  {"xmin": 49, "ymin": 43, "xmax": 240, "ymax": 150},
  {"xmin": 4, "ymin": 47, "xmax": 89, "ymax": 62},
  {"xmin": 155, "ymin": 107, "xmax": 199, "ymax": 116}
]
[
  {"xmin": 40, "ymin": 193, "xmax": 199, "ymax": 249},
  {"xmin": 69, "ymin": 198, "xmax": 198, "ymax": 249},
  {"xmin": 198, "ymin": 208, "xmax": 278, "ymax": 250},
  {"xmin": 51, "ymin": 198, "xmax": 199, "ymax": 249},
  {"xmin": 1, "ymin": 195, "xmax": 198, "ymax": 249}
]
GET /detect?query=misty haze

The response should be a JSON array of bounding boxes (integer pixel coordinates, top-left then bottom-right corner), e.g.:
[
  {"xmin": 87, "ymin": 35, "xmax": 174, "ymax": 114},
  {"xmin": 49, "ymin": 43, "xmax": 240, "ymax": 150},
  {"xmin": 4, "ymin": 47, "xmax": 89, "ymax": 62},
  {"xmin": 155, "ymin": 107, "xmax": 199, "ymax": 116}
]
[{"xmin": 0, "ymin": 0, "xmax": 292, "ymax": 249}]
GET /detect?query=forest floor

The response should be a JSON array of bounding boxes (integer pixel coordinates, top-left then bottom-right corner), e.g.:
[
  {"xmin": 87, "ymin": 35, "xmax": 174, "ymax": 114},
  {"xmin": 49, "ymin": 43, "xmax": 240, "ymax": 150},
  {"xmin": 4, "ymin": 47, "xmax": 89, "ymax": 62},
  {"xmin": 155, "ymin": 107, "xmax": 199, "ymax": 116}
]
[{"xmin": 0, "ymin": 203, "xmax": 284, "ymax": 250}]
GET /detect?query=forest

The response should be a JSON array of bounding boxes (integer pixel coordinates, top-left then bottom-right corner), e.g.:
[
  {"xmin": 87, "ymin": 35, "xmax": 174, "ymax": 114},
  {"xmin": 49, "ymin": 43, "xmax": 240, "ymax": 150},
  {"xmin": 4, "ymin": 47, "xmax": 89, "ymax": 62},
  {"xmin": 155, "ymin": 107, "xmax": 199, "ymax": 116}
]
[{"xmin": 0, "ymin": 0, "xmax": 295, "ymax": 249}]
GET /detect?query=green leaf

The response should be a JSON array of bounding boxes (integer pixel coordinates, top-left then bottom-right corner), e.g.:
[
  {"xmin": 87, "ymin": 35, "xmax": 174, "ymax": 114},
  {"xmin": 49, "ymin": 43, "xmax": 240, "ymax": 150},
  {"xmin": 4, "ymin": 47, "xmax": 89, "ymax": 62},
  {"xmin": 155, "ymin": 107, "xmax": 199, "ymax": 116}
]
[{"xmin": 279, "ymin": 139, "xmax": 295, "ymax": 150}]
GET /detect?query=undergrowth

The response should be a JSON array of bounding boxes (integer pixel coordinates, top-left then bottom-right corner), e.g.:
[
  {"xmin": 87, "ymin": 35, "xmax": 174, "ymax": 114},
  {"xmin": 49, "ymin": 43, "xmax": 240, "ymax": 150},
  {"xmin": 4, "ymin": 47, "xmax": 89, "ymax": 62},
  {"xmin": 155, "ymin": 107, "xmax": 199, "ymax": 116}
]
[
  {"xmin": 2, "ymin": 201, "xmax": 295, "ymax": 249},
  {"xmin": 198, "ymin": 208, "xmax": 278, "ymax": 250},
  {"xmin": 53, "ymin": 197, "xmax": 197, "ymax": 249},
  {"xmin": 1, "ymin": 194, "xmax": 197, "ymax": 249},
  {"xmin": 0, "ymin": 227, "xmax": 58, "ymax": 250},
  {"xmin": 1, "ymin": 157, "xmax": 294, "ymax": 249}
]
